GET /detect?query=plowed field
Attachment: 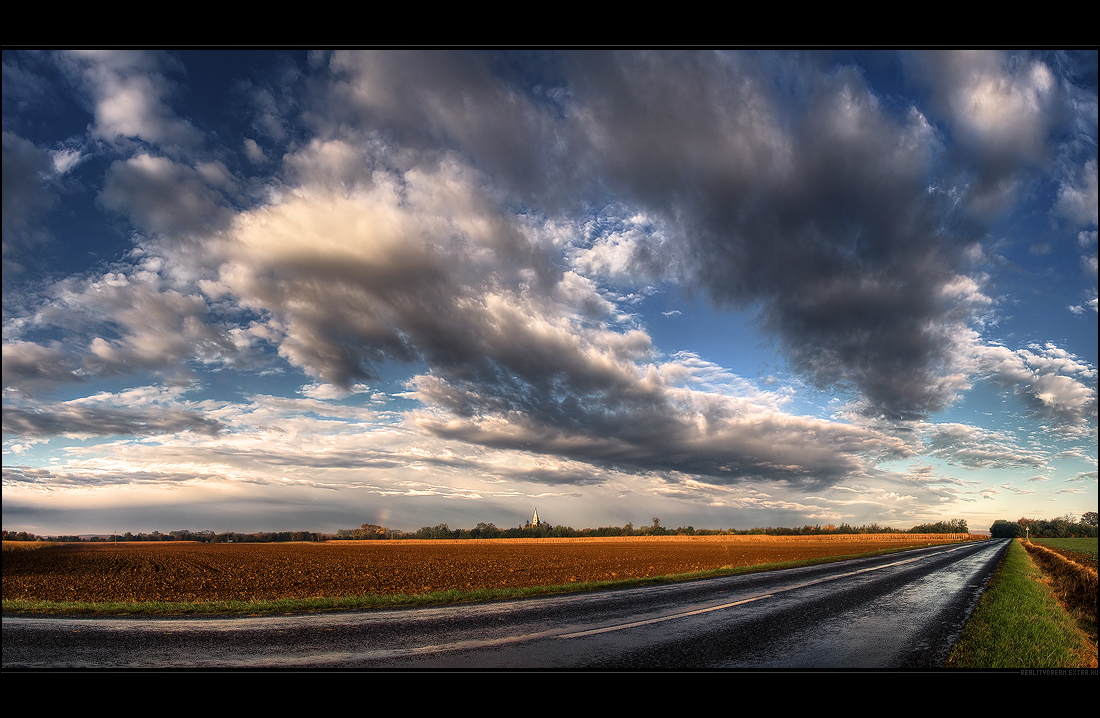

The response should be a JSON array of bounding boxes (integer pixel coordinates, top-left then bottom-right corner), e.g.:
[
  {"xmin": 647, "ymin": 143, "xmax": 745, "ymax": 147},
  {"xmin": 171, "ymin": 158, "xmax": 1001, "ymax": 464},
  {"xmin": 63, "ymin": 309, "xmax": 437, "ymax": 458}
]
[{"xmin": 3, "ymin": 535, "xmax": 973, "ymax": 603}]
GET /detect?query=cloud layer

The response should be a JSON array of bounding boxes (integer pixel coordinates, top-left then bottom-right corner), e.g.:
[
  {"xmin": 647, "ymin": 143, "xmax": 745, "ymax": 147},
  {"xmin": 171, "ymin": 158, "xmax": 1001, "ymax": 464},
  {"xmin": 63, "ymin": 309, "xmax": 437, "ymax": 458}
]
[{"xmin": 3, "ymin": 50, "xmax": 1096, "ymax": 532}]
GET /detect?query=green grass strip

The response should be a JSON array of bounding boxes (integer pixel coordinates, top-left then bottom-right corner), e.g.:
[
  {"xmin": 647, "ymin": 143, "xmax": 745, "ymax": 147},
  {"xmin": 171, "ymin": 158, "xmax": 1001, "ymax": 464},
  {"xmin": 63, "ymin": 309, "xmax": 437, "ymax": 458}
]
[
  {"xmin": 2, "ymin": 544, "xmax": 948, "ymax": 616},
  {"xmin": 946, "ymin": 540, "xmax": 1094, "ymax": 668},
  {"xmin": 1031, "ymin": 538, "xmax": 1098, "ymax": 560}
]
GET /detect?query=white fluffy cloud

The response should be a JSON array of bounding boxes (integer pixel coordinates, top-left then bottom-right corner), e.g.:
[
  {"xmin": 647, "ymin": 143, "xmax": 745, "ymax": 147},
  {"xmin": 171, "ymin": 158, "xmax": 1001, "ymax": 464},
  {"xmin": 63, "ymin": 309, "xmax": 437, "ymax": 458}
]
[
  {"xmin": 972, "ymin": 342, "xmax": 1097, "ymax": 430},
  {"xmin": 59, "ymin": 50, "xmax": 202, "ymax": 152}
]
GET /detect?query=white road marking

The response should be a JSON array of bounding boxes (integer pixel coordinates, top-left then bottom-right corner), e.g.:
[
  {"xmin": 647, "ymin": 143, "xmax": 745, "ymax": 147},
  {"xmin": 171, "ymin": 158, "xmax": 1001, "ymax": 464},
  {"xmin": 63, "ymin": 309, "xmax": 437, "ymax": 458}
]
[
  {"xmin": 556, "ymin": 549, "xmax": 941, "ymax": 639},
  {"xmin": 559, "ymin": 593, "xmax": 774, "ymax": 639}
]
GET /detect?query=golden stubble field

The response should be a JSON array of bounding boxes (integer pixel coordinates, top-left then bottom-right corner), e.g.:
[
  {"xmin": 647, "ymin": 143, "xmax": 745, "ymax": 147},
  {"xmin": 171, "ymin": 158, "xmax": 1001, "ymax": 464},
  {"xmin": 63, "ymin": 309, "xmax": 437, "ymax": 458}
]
[{"xmin": 3, "ymin": 535, "xmax": 975, "ymax": 603}]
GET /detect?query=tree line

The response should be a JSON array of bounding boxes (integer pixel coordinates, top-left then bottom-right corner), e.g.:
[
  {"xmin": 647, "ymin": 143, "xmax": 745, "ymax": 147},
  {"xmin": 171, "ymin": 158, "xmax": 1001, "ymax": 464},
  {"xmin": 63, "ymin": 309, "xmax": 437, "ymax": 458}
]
[
  {"xmin": 330, "ymin": 516, "xmax": 970, "ymax": 540},
  {"xmin": 989, "ymin": 513, "xmax": 1098, "ymax": 539},
  {"xmin": 1, "ymin": 529, "xmax": 323, "ymax": 543},
  {"xmin": 4, "ymin": 515, "xmax": 975, "ymax": 544}
]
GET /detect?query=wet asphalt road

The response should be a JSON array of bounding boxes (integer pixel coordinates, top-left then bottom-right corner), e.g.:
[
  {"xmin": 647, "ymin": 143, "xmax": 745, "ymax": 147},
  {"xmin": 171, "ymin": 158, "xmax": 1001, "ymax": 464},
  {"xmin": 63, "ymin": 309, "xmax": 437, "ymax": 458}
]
[{"xmin": 3, "ymin": 538, "xmax": 1009, "ymax": 669}]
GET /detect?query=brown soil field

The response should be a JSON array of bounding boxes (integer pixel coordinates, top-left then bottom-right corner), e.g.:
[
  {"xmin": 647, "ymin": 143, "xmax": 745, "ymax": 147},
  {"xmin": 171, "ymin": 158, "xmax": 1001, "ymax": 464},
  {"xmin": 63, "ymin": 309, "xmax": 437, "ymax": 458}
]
[{"xmin": 3, "ymin": 535, "xmax": 975, "ymax": 603}]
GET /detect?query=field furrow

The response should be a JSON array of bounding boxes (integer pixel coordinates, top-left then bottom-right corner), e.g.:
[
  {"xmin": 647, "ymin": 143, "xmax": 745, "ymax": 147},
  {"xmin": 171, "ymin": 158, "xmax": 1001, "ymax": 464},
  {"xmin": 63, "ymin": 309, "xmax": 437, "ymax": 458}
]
[{"xmin": 3, "ymin": 536, "xmax": 975, "ymax": 603}]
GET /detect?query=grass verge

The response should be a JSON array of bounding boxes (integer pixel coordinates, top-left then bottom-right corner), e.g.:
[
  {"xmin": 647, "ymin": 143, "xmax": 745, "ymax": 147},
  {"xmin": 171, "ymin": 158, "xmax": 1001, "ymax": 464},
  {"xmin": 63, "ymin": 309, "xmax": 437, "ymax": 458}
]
[
  {"xmin": 3, "ymin": 543, "xmax": 949, "ymax": 616},
  {"xmin": 1032, "ymin": 538, "xmax": 1098, "ymax": 561},
  {"xmin": 946, "ymin": 539, "xmax": 1096, "ymax": 668}
]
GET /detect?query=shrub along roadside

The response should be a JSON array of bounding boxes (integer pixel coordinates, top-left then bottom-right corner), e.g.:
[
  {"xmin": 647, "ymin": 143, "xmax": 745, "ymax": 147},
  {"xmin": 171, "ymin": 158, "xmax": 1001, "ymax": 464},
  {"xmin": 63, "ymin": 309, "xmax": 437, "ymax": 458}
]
[
  {"xmin": 946, "ymin": 539, "xmax": 1097, "ymax": 668},
  {"xmin": 1021, "ymin": 541, "xmax": 1097, "ymax": 618},
  {"xmin": 1020, "ymin": 540, "xmax": 1097, "ymax": 654}
]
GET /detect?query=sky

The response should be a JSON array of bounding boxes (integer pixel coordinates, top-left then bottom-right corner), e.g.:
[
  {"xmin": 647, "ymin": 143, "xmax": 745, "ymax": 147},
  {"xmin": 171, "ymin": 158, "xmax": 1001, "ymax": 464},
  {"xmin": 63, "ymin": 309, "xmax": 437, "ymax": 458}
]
[{"xmin": 2, "ymin": 50, "xmax": 1097, "ymax": 535}]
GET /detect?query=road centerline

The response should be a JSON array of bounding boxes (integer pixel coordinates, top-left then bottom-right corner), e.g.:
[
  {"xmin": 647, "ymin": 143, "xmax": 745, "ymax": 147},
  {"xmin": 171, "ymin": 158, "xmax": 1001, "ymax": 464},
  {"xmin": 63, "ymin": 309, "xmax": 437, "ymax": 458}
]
[
  {"xmin": 558, "ymin": 593, "xmax": 775, "ymax": 639},
  {"xmin": 556, "ymin": 547, "xmax": 946, "ymax": 640}
]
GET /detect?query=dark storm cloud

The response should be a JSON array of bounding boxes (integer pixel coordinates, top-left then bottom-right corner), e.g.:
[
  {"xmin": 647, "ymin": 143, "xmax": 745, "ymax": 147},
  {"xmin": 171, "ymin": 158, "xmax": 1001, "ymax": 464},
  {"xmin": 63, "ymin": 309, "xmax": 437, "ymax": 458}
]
[
  {"xmin": 560, "ymin": 55, "xmax": 989, "ymax": 420},
  {"xmin": 325, "ymin": 51, "xmax": 573, "ymax": 205},
  {"xmin": 412, "ymin": 365, "xmax": 910, "ymax": 486},
  {"xmin": 1, "ymin": 340, "xmax": 81, "ymax": 390},
  {"xmin": 2, "ymin": 403, "xmax": 221, "ymax": 437},
  {"xmin": 2, "ymin": 464, "xmax": 223, "ymax": 487},
  {"xmin": 505, "ymin": 467, "xmax": 608, "ymax": 486},
  {"xmin": 323, "ymin": 51, "xmax": 1014, "ymax": 420},
  {"xmin": 99, "ymin": 154, "xmax": 237, "ymax": 237},
  {"xmin": 2, "ymin": 131, "xmax": 57, "ymax": 255}
]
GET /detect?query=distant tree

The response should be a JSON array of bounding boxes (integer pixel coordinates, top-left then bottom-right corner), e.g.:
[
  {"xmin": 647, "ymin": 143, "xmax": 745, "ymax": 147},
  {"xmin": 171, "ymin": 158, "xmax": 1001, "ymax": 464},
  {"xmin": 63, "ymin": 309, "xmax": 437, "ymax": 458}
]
[
  {"xmin": 413, "ymin": 523, "xmax": 458, "ymax": 540},
  {"xmin": 1017, "ymin": 517, "xmax": 1039, "ymax": 533},
  {"xmin": 648, "ymin": 517, "xmax": 669, "ymax": 536},
  {"xmin": 469, "ymin": 522, "xmax": 501, "ymax": 539},
  {"xmin": 910, "ymin": 518, "xmax": 967, "ymax": 534},
  {"xmin": 990, "ymin": 520, "xmax": 1021, "ymax": 538},
  {"xmin": 1046, "ymin": 517, "xmax": 1072, "ymax": 538},
  {"xmin": 2, "ymin": 530, "xmax": 40, "ymax": 541}
]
